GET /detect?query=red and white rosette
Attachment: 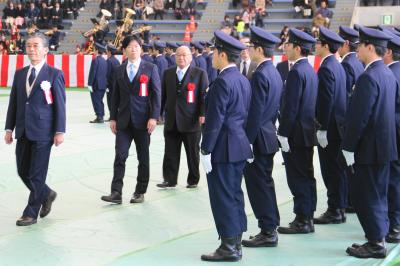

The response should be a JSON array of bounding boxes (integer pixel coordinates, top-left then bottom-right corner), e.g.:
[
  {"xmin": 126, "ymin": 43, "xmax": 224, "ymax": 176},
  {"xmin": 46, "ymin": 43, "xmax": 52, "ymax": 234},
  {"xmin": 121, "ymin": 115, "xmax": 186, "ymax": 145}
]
[
  {"xmin": 187, "ymin": 83, "xmax": 195, "ymax": 103},
  {"xmin": 139, "ymin": 74, "xmax": 149, "ymax": 97},
  {"xmin": 40, "ymin": 80, "xmax": 53, "ymax": 104}
]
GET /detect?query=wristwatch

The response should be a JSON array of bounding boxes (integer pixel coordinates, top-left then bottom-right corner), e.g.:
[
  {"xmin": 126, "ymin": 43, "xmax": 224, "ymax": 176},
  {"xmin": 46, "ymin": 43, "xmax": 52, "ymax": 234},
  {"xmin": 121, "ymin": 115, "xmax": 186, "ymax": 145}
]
[{"xmin": 201, "ymin": 149, "xmax": 210, "ymax": 155}]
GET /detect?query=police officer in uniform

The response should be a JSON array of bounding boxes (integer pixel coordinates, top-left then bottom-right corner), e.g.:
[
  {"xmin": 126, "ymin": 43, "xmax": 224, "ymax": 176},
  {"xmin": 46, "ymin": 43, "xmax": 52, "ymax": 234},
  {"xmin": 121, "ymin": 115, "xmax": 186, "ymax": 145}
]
[
  {"xmin": 191, "ymin": 41, "xmax": 208, "ymax": 72},
  {"xmin": 105, "ymin": 44, "xmax": 120, "ymax": 121},
  {"xmin": 205, "ymin": 41, "xmax": 218, "ymax": 84},
  {"xmin": 276, "ymin": 28, "xmax": 318, "ymax": 234},
  {"xmin": 153, "ymin": 41, "xmax": 169, "ymax": 81},
  {"xmin": 141, "ymin": 43, "xmax": 154, "ymax": 63},
  {"xmin": 343, "ymin": 27, "xmax": 398, "ymax": 259},
  {"xmin": 241, "ymin": 26, "xmax": 282, "ymax": 248},
  {"xmin": 200, "ymin": 30, "xmax": 252, "ymax": 262},
  {"xmin": 314, "ymin": 26, "xmax": 348, "ymax": 225},
  {"xmin": 165, "ymin": 42, "xmax": 178, "ymax": 67}
]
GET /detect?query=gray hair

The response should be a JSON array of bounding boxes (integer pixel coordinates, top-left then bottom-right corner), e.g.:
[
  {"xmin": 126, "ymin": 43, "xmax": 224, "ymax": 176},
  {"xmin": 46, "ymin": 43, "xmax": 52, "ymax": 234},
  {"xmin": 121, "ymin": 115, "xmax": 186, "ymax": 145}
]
[{"xmin": 26, "ymin": 32, "xmax": 49, "ymax": 48}]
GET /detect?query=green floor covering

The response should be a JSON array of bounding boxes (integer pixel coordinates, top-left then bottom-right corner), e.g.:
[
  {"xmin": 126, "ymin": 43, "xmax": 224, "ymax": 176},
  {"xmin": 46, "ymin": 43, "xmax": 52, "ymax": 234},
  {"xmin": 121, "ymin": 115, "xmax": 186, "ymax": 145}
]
[{"xmin": 0, "ymin": 91, "xmax": 399, "ymax": 266}]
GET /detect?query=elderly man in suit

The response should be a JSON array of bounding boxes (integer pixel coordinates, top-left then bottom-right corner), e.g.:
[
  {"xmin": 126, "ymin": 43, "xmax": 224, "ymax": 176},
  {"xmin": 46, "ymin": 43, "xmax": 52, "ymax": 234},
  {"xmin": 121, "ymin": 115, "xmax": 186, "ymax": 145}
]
[
  {"xmin": 4, "ymin": 33, "xmax": 66, "ymax": 226},
  {"xmin": 157, "ymin": 45, "xmax": 208, "ymax": 189},
  {"xmin": 101, "ymin": 35, "xmax": 161, "ymax": 204},
  {"xmin": 238, "ymin": 37, "xmax": 257, "ymax": 80}
]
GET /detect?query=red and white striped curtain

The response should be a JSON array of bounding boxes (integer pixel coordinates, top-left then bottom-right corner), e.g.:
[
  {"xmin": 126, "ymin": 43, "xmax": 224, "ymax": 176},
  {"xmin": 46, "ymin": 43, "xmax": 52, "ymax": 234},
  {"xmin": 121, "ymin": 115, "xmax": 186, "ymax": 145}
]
[{"xmin": 0, "ymin": 54, "xmax": 321, "ymax": 88}]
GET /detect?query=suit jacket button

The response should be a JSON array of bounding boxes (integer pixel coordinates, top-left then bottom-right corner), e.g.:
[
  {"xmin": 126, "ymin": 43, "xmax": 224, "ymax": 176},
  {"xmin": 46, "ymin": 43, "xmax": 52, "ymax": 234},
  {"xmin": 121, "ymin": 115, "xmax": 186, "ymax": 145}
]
[{"xmin": 26, "ymin": 102, "xmax": 29, "ymax": 104}]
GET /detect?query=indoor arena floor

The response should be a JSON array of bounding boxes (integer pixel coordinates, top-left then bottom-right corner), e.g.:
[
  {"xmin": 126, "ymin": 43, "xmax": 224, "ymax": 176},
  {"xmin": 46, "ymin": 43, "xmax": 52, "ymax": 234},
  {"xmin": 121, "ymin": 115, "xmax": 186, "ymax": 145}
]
[{"xmin": 0, "ymin": 89, "xmax": 399, "ymax": 266}]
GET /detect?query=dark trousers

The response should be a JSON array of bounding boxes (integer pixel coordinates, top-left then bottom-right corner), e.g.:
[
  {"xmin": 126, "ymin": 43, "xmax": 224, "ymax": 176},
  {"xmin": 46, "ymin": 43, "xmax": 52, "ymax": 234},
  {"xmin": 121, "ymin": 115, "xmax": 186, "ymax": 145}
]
[
  {"xmin": 351, "ymin": 163, "xmax": 389, "ymax": 241},
  {"xmin": 207, "ymin": 161, "xmax": 247, "ymax": 237},
  {"xmin": 111, "ymin": 124, "xmax": 150, "ymax": 195},
  {"xmin": 318, "ymin": 141, "xmax": 348, "ymax": 209},
  {"xmin": 282, "ymin": 147, "xmax": 316, "ymax": 217},
  {"xmin": 244, "ymin": 150, "xmax": 280, "ymax": 231},
  {"xmin": 162, "ymin": 124, "xmax": 201, "ymax": 185},
  {"xmin": 389, "ymin": 160, "xmax": 400, "ymax": 227},
  {"xmin": 154, "ymin": 10, "xmax": 164, "ymax": 20},
  {"xmin": 16, "ymin": 136, "xmax": 53, "ymax": 218},
  {"xmin": 106, "ymin": 90, "xmax": 112, "ymax": 116},
  {"xmin": 90, "ymin": 89, "xmax": 105, "ymax": 118}
]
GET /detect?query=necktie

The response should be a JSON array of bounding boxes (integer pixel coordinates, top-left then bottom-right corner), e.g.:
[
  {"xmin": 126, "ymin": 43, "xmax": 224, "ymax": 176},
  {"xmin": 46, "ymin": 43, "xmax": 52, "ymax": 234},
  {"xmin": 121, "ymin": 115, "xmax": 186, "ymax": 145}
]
[
  {"xmin": 289, "ymin": 62, "xmax": 294, "ymax": 70},
  {"xmin": 29, "ymin": 67, "xmax": 36, "ymax": 86},
  {"xmin": 128, "ymin": 64, "xmax": 135, "ymax": 82},
  {"xmin": 177, "ymin": 69, "xmax": 184, "ymax": 82},
  {"xmin": 242, "ymin": 61, "xmax": 247, "ymax": 76}
]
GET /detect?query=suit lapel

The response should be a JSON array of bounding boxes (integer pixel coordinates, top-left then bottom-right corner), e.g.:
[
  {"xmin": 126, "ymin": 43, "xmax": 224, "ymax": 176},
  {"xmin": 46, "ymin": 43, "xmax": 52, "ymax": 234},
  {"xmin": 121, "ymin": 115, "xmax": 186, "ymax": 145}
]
[
  {"xmin": 181, "ymin": 66, "xmax": 194, "ymax": 92},
  {"xmin": 120, "ymin": 62, "xmax": 132, "ymax": 91},
  {"xmin": 28, "ymin": 64, "xmax": 48, "ymax": 99},
  {"xmin": 19, "ymin": 67, "xmax": 29, "ymax": 99},
  {"xmin": 133, "ymin": 60, "xmax": 144, "ymax": 85}
]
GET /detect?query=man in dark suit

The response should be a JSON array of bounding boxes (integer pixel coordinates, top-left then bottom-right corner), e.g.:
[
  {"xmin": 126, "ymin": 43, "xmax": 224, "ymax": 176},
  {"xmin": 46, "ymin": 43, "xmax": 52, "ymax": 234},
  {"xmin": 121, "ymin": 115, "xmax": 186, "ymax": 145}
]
[
  {"xmin": 313, "ymin": 27, "xmax": 348, "ymax": 225},
  {"xmin": 157, "ymin": 45, "xmax": 208, "ymax": 189},
  {"xmin": 88, "ymin": 42, "xmax": 108, "ymax": 123},
  {"xmin": 105, "ymin": 44, "xmax": 120, "ymax": 121},
  {"xmin": 200, "ymin": 30, "xmax": 252, "ymax": 262},
  {"xmin": 191, "ymin": 41, "xmax": 208, "ymax": 73},
  {"xmin": 101, "ymin": 35, "xmax": 161, "ymax": 204},
  {"xmin": 4, "ymin": 33, "xmax": 66, "ymax": 226},
  {"xmin": 343, "ymin": 27, "xmax": 398, "ymax": 259},
  {"xmin": 383, "ymin": 33, "xmax": 400, "ymax": 243},
  {"xmin": 241, "ymin": 26, "xmax": 282, "ymax": 248},
  {"xmin": 165, "ymin": 41, "xmax": 177, "ymax": 67},
  {"xmin": 277, "ymin": 28, "xmax": 318, "ymax": 234},
  {"xmin": 238, "ymin": 37, "xmax": 257, "ymax": 80}
]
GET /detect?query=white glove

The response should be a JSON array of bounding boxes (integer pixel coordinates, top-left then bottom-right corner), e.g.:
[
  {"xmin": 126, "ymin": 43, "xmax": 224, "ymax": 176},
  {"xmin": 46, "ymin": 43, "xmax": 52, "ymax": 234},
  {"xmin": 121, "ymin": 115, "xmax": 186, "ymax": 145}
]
[
  {"xmin": 277, "ymin": 135, "xmax": 290, "ymax": 153},
  {"xmin": 200, "ymin": 153, "xmax": 212, "ymax": 174},
  {"xmin": 342, "ymin": 150, "xmax": 355, "ymax": 166},
  {"xmin": 317, "ymin": 130, "xmax": 328, "ymax": 148},
  {"xmin": 106, "ymin": 88, "xmax": 110, "ymax": 93},
  {"xmin": 88, "ymin": 85, "xmax": 93, "ymax": 93},
  {"xmin": 247, "ymin": 144, "xmax": 254, "ymax": 164}
]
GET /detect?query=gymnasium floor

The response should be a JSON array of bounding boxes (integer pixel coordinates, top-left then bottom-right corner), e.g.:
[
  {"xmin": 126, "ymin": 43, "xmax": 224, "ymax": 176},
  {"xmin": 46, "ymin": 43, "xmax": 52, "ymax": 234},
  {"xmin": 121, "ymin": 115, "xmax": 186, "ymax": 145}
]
[{"xmin": 0, "ymin": 89, "xmax": 399, "ymax": 266}]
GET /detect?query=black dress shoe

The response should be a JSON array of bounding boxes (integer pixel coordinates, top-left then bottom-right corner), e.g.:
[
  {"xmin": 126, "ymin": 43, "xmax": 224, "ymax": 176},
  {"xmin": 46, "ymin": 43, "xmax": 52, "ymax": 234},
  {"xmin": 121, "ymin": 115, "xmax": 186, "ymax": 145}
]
[
  {"xmin": 277, "ymin": 216, "xmax": 314, "ymax": 234},
  {"xmin": 101, "ymin": 191, "xmax": 122, "ymax": 204},
  {"xmin": 186, "ymin": 184, "xmax": 198, "ymax": 189},
  {"xmin": 314, "ymin": 208, "xmax": 346, "ymax": 224},
  {"xmin": 346, "ymin": 241, "xmax": 387, "ymax": 259},
  {"xmin": 386, "ymin": 226, "xmax": 400, "ymax": 243},
  {"xmin": 242, "ymin": 230, "xmax": 278, "ymax": 247},
  {"xmin": 156, "ymin": 181, "xmax": 177, "ymax": 188},
  {"xmin": 16, "ymin": 216, "xmax": 37, "ymax": 226},
  {"xmin": 130, "ymin": 193, "xmax": 144, "ymax": 203},
  {"xmin": 89, "ymin": 117, "xmax": 104, "ymax": 123},
  {"xmin": 40, "ymin": 190, "xmax": 57, "ymax": 218},
  {"xmin": 201, "ymin": 236, "xmax": 242, "ymax": 262}
]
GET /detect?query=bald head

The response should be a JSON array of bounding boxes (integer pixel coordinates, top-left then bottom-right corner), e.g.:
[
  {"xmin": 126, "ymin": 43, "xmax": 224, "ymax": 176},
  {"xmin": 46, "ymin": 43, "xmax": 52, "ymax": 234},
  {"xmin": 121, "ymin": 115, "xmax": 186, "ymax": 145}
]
[{"xmin": 176, "ymin": 46, "xmax": 193, "ymax": 69}]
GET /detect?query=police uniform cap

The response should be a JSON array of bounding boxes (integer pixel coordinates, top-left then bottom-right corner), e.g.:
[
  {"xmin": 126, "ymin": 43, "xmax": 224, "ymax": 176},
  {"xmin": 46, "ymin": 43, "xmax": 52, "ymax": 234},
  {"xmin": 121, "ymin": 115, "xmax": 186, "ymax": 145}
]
[
  {"xmin": 191, "ymin": 41, "xmax": 204, "ymax": 50},
  {"xmin": 339, "ymin": 26, "xmax": 359, "ymax": 44},
  {"xmin": 359, "ymin": 26, "xmax": 391, "ymax": 48},
  {"xmin": 250, "ymin": 26, "xmax": 281, "ymax": 49},
  {"xmin": 318, "ymin": 26, "xmax": 345, "ymax": 49},
  {"xmin": 142, "ymin": 42, "xmax": 152, "ymax": 49},
  {"xmin": 94, "ymin": 42, "xmax": 106, "ymax": 52},
  {"xmin": 213, "ymin": 30, "xmax": 247, "ymax": 55},
  {"xmin": 166, "ymin": 42, "xmax": 178, "ymax": 49},
  {"xmin": 353, "ymin": 24, "xmax": 361, "ymax": 31},
  {"xmin": 199, "ymin": 41, "xmax": 206, "ymax": 46},
  {"xmin": 379, "ymin": 26, "xmax": 400, "ymax": 38},
  {"xmin": 288, "ymin": 28, "xmax": 316, "ymax": 50},
  {"xmin": 205, "ymin": 41, "xmax": 214, "ymax": 47},
  {"xmin": 388, "ymin": 35, "xmax": 400, "ymax": 53},
  {"xmin": 154, "ymin": 41, "xmax": 166, "ymax": 49}
]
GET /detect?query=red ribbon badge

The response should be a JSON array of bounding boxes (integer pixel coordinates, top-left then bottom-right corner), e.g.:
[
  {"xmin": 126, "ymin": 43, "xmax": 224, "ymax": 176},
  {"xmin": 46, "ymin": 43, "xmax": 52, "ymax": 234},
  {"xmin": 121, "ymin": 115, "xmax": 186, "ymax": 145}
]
[
  {"xmin": 43, "ymin": 89, "xmax": 53, "ymax": 104},
  {"xmin": 187, "ymin": 83, "xmax": 195, "ymax": 103},
  {"xmin": 139, "ymin": 74, "xmax": 149, "ymax": 97}
]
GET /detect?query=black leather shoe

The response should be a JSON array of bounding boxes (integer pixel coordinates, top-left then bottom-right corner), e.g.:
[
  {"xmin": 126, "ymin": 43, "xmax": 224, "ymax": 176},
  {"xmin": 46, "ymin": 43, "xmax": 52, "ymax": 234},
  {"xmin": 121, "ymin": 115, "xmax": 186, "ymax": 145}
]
[
  {"xmin": 386, "ymin": 226, "xmax": 400, "ymax": 243},
  {"xmin": 89, "ymin": 117, "xmax": 104, "ymax": 123},
  {"xmin": 130, "ymin": 193, "xmax": 144, "ymax": 203},
  {"xmin": 156, "ymin": 181, "xmax": 177, "ymax": 188},
  {"xmin": 277, "ymin": 216, "xmax": 314, "ymax": 234},
  {"xmin": 40, "ymin": 190, "xmax": 57, "ymax": 218},
  {"xmin": 346, "ymin": 241, "xmax": 386, "ymax": 259},
  {"xmin": 314, "ymin": 208, "xmax": 346, "ymax": 224},
  {"xmin": 186, "ymin": 184, "xmax": 198, "ymax": 189},
  {"xmin": 16, "ymin": 216, "xmax": 37, "ymax": 226},
  {"xmin": 242, "ymin": 230, "xmax": 278, "ymax": 247},
  {"xmin": 201, "ymin": 236, "xmax": 242, "ymax": 262},
  {"xmin": 101, "ymin": 191, "xmax": 122, "ymax": 204}
]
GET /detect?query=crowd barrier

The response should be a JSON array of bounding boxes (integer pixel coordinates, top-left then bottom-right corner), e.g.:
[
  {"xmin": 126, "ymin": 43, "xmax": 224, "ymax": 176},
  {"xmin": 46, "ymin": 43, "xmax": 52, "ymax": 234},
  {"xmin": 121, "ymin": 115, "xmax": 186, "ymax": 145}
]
[{"xmin": 0, "ymin": 54, "xmax": 322, "ymax": 88}]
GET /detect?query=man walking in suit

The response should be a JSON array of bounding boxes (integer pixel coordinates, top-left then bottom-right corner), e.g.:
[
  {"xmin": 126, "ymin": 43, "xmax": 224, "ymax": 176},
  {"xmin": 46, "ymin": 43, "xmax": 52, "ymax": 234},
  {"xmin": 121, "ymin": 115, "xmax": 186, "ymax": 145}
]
[
  {"xmin": 200, "ymin": 30, "xmax": 252, "ymax": 262},
  {"xmin": 343, "ymin": 27, "xmax": 398, "ymax": 259},
  {"xmin": 88, "ymin": 42, "xmax": 108, "ymax": 123},
  {"xmin": 101, "ymin": 35, "xmax": 161, "ymax": 204},
  {"xmin": 314, "ymin": 27, "xmax": 348, "ymax": 225},
  {"xmin": 157, "ymin": 46, "xmax": 208, "ymax": 189},
  {"xmin": 238, "ymin": 37, "xmax": 257, "ymax": 80},
  {"xmin": 241, "ymin": 26, "xmax": 282, "ymax": 248},
  {"xmin": 105, "ymin": 44, "xmax": 120, "ymax": 121},
  {"xmin": 4, "ymin": 33, "xmax": 66, "ymax": 226},
  {"xmin": 277, "ymin": 28, "xmax": 318, "ymax": 234}
]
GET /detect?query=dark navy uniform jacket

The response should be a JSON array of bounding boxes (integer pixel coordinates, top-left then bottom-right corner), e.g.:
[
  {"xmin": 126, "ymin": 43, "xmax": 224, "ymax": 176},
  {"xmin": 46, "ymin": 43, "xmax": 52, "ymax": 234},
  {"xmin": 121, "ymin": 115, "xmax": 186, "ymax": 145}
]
[
  {"xmin": 88, "ymin": 55, "xmax": 108, "ymax": 91},
  {"xmin": 342, "ymin": 60, "xmax": 398, "ymax": 164},
  {"xmin": 246, "ymin": 60, "xmax": 283, "ymax": 155},
  {"xmin": 201, "ymin": 66, "xmax": 252, "ymax": 162},
  {"xmin": 106, "ymin": 55, "xmax": 120, "ymax": 91},
  {"xmin": 141, "ymin": 53, "xmax": 154, "ymax": 64},
  {"xmin": 166, "ymin": 54, "xmax": 176, "ymax": 67},
  {"xmin": 316, "ymin": 54, "xmax": 347, "ymax": 140},
  {"xmin": 389, "ymin": 61, "xmax": 400, "ymax": 151},
  {"xmin": 154, "ymin": 55, "xmax": 169, "ymax": 81},
  {"xmin": 194, "ymin": 54, "xmax": 208, "ymax": 73},
  {"xmin": 276, "ymin": 60, "xmax": 290, "ymax": 83},
  {"xmin": 278, "ymin": 58, "xmax": 318, "ymax": 147},
  {"xmin": 206, "ymin": 52, "xmax": 218, "ymax": 84},
  {"xmin": 341, "ymin": 52, "xmax": 364, "ymax": 100}
]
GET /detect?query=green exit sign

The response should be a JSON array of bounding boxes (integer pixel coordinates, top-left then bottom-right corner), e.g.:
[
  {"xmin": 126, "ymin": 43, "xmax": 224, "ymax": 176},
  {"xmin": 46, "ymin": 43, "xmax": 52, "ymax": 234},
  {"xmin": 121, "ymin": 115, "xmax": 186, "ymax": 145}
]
[{"xmin": 382, "ymin": 14, "xmax": 393, "ymax": 25}]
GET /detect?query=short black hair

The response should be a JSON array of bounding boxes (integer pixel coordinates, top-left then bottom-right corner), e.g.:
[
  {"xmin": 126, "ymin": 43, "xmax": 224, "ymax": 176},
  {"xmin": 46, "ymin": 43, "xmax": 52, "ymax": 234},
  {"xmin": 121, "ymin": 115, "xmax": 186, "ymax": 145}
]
[
  {"xmin": 293, "ymin": 44, "xmax": 311, "ymax": 57},
  {"xmin": 216, "ymin": 47, "xmax": 240, "ymax": 64},
  {"xmin": 254, "ymin": 45, "xmax": 274, "ymax": 58},
  {"xmin": 392, "ymin": 51, "xmax": 400, "ymax": 61},
  {"xmin": 121, "ymin": 35, "xmax": 142, "ymax": 49},
  {"xmin": 321, "ymin": 40, "xmax": 340, "ymax": 54}
]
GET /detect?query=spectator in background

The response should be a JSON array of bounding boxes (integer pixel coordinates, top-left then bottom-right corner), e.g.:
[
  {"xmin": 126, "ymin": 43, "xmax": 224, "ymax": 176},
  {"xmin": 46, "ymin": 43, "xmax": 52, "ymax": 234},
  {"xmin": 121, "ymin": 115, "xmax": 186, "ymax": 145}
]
[
  {"xmin": 15, "ymin": 33, "xmax": 25, "ymax": 54},
  {"xmin": 65, "ymin": 0, "xmax": 80, "ymax": 19},
  {"xmin": 134, "ymin": 0, "xmax": 145, "ymax": 19},
  {"xmin": 221, "ymin": 15, "xmax": 232, "ymax": 28},
  {"xmin": 38, "ymin": 2, "xmax": 50, "ymax": 28},
  {"xmin": 315, "ymin": 0, "xmax": 332, "ymax": 27},
  {"xmin": 112, "ymin": 2, "xmax": 123, "ymax": 20},
  {"xmin": 48, "ymin": 25, "xmax": 62, "ymax": 51},
  {"xmin": 0, "ymin": 41, "xmax": 8, "ymax": 54},
  {"xmin": 153, "ymin": 0, "xmax": 164, "ymax": 20},
  {"xmin": 165, "ymin": 0, "xmax": 175, "ymax": 9},
  {"xmin": 51, "ymin": 2, "xmax": 63, "ymax": 27},
  {"xmin": 241, "ymin": 7, "xmax": 251, "ymax": 29},
  {"xmin": 26, "ymin": 2, "xmax": 40, "ymax": 27},
  {"xmin": 279, "ymin": 25, "xmax": 289, "ymax": 50},
  {"xmin": 15, "ymin": 2, "xmax": 25, "ymax": 27},
  {"xmin": 293, "ymin": 0, "xmax": 305, "ymax": 18},
  {"xmin": 98, "ymin": 0, "xmax": 112, "ymax": 16},
  {"xmin": 3, "ymin": 2, "xmax": 17, "ymax": 29},
  {"xmin": 236, "ymin": 16, "xmax": 245, "ymax": 39}
]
